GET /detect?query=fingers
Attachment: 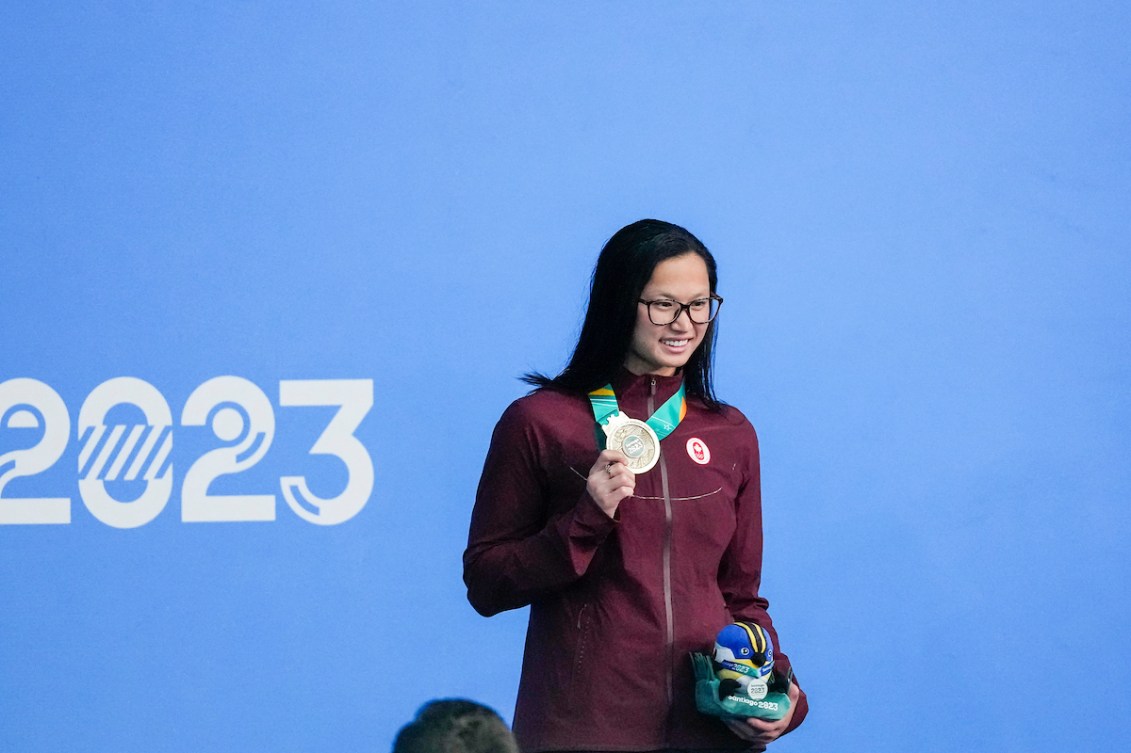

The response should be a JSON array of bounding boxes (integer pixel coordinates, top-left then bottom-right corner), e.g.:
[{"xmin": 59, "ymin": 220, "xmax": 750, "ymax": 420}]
[
  {"xmin": 722, "ymin": 676, "xmax": 799, "ymax": 744},
  {"xmin": 586, "ymin": 450, "xmax": 635, "ymax": 517},
  {"xmin": 722, "ymin": 719, "xmax": 757, "ymax": 741},
  {"xmin": 595, "ymin": 454, "xmax": 634, "ymax": 495},
  {"xmin": 743, "ymin": 717, "xmax": 783, "ymax": 735},
  {"xmin": 724, "ymin": 715, "xmax": 789, "ymax": 745},
  {"xmin": 594, "ymin": 449, "xmax": 631, "ymax": 470},
  {"xmin": 722, "ymin": 719, "xmax": 770, "ymax": 745},
  {"xmin": 590, "ymin": 450, "xmax": 633, "ymax": 486}
]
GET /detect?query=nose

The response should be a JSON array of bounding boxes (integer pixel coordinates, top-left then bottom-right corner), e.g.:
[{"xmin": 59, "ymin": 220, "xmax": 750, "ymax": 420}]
[{"xmin": 670, "ymin": 307, "xmax": 694, "ymax": 329}]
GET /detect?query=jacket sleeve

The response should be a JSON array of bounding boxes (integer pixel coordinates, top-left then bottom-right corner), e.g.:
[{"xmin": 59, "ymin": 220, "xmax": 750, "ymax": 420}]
[
  {"xmin": 718, "ymin": 417, "xmax": 809, "ymax": 735},
  {"xmin": 463, "ymin": 398, "xmax": 618, "ymax": 617}
]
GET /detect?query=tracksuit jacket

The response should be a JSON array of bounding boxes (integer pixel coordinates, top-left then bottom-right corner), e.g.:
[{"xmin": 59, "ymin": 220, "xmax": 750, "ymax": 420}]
[{"xmin": 464, "ymin": 369, "xmax": 808, "ymax": 751}]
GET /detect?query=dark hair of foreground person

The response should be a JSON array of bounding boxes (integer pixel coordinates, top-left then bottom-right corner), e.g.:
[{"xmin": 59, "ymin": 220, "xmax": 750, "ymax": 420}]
[
  {"xmin": 392, "ymin": 699, "xmax": 519, "ymax": 753},
  {"xmin": 523, "ymin": 218, "xmax": 721, "ymax": 410}
]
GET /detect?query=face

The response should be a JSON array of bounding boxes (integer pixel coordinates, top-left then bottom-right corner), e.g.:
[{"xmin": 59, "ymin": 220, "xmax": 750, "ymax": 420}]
[{"xmin": 624, "ymin": 253, "xmax": 712, "ymax": 376}]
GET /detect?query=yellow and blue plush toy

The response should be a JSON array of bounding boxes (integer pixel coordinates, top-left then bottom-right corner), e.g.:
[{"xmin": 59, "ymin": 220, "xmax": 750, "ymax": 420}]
[
  {"xmin": 691, "ymin": 621, "xmax": 792, "ymax": 721},
  {"xmin": 713, "ymin": 621, "xmax": 775, "ymax": 698}
]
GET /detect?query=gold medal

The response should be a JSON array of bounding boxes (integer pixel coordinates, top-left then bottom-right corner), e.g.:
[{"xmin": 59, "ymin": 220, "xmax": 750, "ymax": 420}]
[{"xmin": 603, "ymin": 412, "xmax": 660, "ymax": 474}]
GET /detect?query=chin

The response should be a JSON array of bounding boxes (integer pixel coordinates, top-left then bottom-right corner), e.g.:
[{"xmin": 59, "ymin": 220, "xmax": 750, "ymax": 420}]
[{"xmin": 656, "ymin": 357, "xmax": 692, "ymax": 373}]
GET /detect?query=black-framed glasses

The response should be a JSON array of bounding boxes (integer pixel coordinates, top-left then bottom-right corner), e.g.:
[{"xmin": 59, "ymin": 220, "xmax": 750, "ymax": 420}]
[{"xmin": 638, "ymin": 295, "xmax": 723, "ymax": 325}]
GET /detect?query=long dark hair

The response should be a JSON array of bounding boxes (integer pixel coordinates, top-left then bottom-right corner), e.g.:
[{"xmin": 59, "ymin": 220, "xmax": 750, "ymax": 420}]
[{"xmin": 523, "ymin": 219, "xmax": 721, "ymax": 409}]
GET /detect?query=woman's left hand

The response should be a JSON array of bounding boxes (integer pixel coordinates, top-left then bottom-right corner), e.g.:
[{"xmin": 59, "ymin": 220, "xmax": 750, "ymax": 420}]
[{"xmin": 721, "ymin": 680, "xmax": 800, "ymax": 747}]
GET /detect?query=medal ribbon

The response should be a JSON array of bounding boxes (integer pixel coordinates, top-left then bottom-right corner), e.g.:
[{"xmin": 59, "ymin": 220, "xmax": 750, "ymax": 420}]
[{"xmin": 588, "ymin": 382, "xmax": 687, "ymax": 441}]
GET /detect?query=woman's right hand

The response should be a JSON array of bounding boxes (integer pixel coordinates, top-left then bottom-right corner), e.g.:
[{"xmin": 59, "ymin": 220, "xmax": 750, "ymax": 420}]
[{"xmin": 586, "ymin": 450, "xmax": 635, "ymax": 518}]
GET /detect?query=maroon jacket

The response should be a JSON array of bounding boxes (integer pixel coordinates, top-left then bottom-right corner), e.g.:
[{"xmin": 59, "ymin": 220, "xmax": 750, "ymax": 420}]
[{"xmin": 464, "ymin": 370, "xmax": 808, "ymax": 751}]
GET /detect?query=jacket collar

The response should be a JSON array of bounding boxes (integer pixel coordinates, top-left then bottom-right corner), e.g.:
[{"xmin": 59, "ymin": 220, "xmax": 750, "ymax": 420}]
[{"xmin": 608, "ymin": 366, "xmax": 685, "ymax": 413}]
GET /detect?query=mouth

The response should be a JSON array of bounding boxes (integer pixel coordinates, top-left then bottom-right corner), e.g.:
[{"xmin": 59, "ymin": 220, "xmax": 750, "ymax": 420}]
[{"xmin": 661, "ymin": 338, "xmax": 690, "ymax": 348}]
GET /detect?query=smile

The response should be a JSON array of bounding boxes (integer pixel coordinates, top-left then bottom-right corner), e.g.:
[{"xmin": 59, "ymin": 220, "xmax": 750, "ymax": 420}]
[{"xmin": 661, "ymin": 339, "xmax": 689, "ymax": 347}]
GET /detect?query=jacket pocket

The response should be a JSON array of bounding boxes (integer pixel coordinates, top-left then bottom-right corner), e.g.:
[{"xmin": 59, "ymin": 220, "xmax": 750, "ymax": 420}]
[{"xmin": 567, "ymin": 601, "xmax": 593, "ymax": 706}]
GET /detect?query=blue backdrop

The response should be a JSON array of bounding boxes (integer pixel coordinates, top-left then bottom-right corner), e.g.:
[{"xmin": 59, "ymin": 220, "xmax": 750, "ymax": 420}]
[{"xmin": 3, "ymin": 3, "xmax": 1129, "ymax": 751}]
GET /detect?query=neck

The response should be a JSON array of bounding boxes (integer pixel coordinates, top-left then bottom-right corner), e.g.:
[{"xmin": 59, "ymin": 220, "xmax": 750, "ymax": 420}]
[{"xmin": 622, "ymin": 359, "xmax": 677, "ymax": 377}]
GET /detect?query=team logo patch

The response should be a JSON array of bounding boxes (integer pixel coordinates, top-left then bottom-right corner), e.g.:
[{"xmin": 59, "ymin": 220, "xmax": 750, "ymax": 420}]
[{"xmin": 686, "ymin": 437, "xmax": 710, "ymax": 465}]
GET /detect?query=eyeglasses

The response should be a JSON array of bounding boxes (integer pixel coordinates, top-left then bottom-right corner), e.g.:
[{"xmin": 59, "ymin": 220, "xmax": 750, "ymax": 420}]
[{"xmin": 638, "ymin": 295, "xmax": 723, "ymax": 325}]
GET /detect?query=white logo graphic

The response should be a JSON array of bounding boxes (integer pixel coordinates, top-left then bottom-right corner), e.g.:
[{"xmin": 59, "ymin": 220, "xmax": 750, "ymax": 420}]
[
  {"xmin": 181, "ymin": 376, "xmax": 275, "ymax": 524},
  {"xmin": 0, "ymin": 376, "xmax": 373, "ymax": 528},
  {"xmin": 78, "ymin": 377, "xmax": 174, "ymax": 529},
  {"xmin": 0, "ymin": 379, "xmax": 71, "ymax": 524},
  {"xmin": 279, "ymin": 379, "xmax": 374, "ymax": 526},
  {"xmin": 686, "ymin": 437, "xmax": 711, "ymax": 465},
  {"xmin": 745, "ymin": 680, "xmax": 769, "ymax": 700}
]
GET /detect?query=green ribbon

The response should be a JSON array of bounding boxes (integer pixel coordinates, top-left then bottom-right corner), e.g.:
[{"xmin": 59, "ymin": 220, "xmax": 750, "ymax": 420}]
[{"xmin": 588, "ymin": 382, "xmax": 687, "ymax": 443}]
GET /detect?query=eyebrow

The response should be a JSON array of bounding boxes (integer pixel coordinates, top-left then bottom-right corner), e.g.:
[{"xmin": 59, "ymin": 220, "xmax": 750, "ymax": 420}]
[{"xmin": 649, "ymin": 290, "xmax": 712, "ymax": 299}]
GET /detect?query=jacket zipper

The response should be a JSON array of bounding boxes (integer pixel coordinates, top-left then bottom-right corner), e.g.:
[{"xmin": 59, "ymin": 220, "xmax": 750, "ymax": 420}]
[{"xmin": 650, "ymin": 377, "xmax": 676, "ymax": 713}]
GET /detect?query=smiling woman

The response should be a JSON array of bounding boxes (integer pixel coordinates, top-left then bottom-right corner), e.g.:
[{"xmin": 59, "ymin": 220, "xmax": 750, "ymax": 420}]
[
  {"xmin": 626, "ymin": 254, "xmax": 720, "ymax": 377},
  {"xmin": 463, "ymin": 219, "xmax": 807, "ymax": 752}
]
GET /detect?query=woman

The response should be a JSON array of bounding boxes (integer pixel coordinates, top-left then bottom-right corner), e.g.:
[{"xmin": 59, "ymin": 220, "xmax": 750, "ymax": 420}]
[{"xmin": 464, "ymin": 220, "xmax": 807, "ymax": 752}]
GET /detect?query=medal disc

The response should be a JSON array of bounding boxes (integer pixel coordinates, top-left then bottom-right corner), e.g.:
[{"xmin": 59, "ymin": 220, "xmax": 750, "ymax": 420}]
[{"xmin": 604, "ymin": 413, "xmax": 660, "ymax": 474}]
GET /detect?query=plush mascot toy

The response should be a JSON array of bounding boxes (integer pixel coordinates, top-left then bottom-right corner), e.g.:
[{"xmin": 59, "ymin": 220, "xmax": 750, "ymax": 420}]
[{"xmin": 691, "ymin": 621, "xmax": 792, "ymax": 721}]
